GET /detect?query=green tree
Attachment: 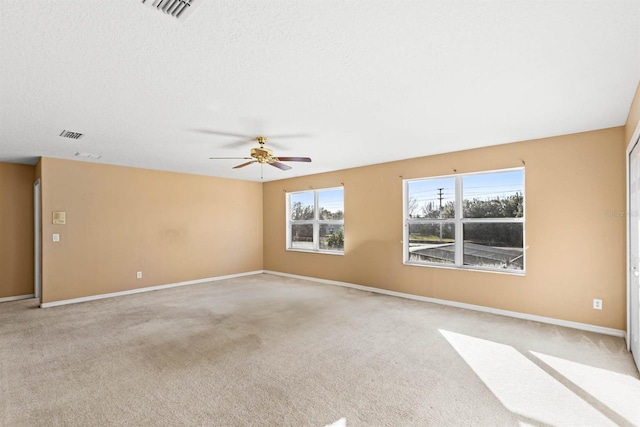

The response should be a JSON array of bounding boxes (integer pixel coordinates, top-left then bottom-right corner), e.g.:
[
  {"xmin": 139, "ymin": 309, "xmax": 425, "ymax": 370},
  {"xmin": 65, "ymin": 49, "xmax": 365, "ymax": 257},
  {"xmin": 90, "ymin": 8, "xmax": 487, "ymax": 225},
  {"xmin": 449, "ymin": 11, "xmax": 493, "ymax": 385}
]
[
  {"xmin": 418, "ymin": 200, "xmax": 455, "ymax": 219},
  {"xmin": 319, "ymin": 207, "xmax": 344, "ymax": 220},
  {"xmin": 326, "ymin": 227, "xmax": 344, "ymax": 249},
  {"xmin": 464, "ymin": 193, "xmax": 523, "ymax": 219},
  {"xmin": 291, "ymin": 201, "xmax": 314, "ymax": 220},
  {"xmin": 441, "ymin": 201, "xmax": 455, "ymax": 218},
  {"xmin": 462, "ymin": 193, "xmax": 524, "ymax": 247}
]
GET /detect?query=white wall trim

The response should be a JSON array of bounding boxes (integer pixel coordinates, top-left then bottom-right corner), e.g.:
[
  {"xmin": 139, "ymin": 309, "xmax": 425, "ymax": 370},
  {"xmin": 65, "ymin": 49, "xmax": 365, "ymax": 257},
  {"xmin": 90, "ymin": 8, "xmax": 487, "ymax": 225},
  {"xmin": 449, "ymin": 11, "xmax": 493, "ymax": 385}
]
[
  {"xmin": 38, "ymin": 268, "xmax": 628, "ymax": 338},
  {"xmin": 34, "ymin": 178, "xmax": 41, "ymax": 299},
  {"xmin": 626, "ymin": 118, "xmax": 640, "ymax": 351},
  {"xmin": 0, "ymin": 294, "xmax": 35, "ymax": 303},
  {"xmin": 39, "ymin": 271, "xmax": 263, "ymax": 308},
  {"xmin": 264, "ymin": 270, "xmax": 626, "ymax": 338}
]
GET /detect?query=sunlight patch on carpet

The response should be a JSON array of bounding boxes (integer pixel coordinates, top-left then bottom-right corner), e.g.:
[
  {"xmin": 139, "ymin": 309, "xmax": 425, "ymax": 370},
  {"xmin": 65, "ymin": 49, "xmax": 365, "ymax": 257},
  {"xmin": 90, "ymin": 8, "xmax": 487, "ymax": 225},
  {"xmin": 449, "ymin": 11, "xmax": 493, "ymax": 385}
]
[
  {"xmin": 439, "ymin": 329, "xmax": 615, "ymax": 426},
  {"xmin": 530, "ymin": 351, "xmax": 640, "ymax": 425},
  {"xmin": 324, "ymin": 417, "xmax": 346, "ymax": 427}
]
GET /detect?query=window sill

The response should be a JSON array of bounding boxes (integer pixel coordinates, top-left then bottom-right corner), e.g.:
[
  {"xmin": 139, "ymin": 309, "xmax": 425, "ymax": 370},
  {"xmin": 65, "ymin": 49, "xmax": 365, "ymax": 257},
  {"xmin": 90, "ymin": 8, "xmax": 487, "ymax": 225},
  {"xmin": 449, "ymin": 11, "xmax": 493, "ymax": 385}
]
[
  {"xmin": 403, "ymin": 260, "xmax": 525, "ymax": 276},
  {"xmin": 286, "ymin": 248, "xmax": 345, "ymax": 256}
]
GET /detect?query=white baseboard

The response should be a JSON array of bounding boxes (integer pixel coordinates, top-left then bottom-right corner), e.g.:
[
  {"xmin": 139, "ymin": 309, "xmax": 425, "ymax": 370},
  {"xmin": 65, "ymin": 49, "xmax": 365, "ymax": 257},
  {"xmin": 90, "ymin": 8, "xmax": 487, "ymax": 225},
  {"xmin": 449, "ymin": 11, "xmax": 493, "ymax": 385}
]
[
  {"xmin": 0, "ymin": 294, "xmax": 35, "ymax": 303},
  {"xmin": 264, "ymin": 270, "xmax": 627, "ymax": 338},
  {"xmin": 38, "ymin": 269, "xmax": 628, "ymax": 339},
  {"xmin": 39, "ymin": 271, "xmax": 263, "ymax": 308}
]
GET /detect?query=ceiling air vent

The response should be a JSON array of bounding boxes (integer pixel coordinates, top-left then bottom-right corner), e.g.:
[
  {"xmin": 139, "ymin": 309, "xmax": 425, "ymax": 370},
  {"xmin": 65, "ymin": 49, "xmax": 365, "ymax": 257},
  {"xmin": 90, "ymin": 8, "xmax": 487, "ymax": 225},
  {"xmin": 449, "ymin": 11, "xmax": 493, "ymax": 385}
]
[
  {"xmin": 75, "ymin": 152, "xmax": 101, "ymax": 159},
  {"xmin": 60, "ymin": 130, "xmax": 84, "ymax": 140},
  {"xmin": 141, "ymin": 0, "xmax": 200, "ymax": 21}
]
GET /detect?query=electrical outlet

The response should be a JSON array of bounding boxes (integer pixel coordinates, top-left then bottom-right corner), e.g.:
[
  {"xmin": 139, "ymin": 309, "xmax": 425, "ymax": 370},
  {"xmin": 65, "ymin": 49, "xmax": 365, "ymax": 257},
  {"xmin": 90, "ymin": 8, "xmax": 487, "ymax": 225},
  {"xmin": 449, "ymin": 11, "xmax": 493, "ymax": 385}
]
[
  {"xmin": 136, "ymin": 271, "xmax": 142, "ymax": 279},
  {"xmin": 593, "ymin": 299, "xmax": 602, "ymax": 310}
]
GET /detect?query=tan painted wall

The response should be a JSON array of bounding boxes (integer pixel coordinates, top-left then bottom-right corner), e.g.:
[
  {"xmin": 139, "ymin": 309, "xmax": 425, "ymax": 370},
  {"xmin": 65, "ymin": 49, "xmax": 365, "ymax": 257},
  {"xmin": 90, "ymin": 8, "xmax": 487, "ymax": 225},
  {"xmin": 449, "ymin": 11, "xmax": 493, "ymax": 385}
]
[
  {"xmin": 0, "ymin": 162, "xmax": 35, "ymax": 299},
  {"xmin": 626, "ymin": 81, "xmax": 640, "ymax": 145},
  {"xmin": 263, "ymin": 127, "xmax": 627, "ymax": 329},
  {"xmin": 40, "ymin": 158, "xmax": 263, "ymax": 303}
]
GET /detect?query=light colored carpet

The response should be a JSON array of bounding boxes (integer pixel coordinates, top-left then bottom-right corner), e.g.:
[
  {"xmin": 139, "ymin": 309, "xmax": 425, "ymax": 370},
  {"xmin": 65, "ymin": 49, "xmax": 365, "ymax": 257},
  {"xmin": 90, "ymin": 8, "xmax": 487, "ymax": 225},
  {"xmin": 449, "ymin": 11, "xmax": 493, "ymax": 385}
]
[{"xmin": 1, "ymin": 273, "xmax": 638, "ymax": 426}]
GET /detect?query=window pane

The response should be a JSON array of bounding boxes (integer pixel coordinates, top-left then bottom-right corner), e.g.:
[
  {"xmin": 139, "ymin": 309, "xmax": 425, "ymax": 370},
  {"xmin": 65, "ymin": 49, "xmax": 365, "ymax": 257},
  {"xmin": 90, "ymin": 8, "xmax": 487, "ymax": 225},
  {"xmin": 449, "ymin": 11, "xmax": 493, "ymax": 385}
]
[
  {"xmin": 407, "ymin": 177, "xmax": 455, "ymax": 219},
  {"xmin": 318, "ymin": 188, "xmax": 344, "ymax": 220},
  {"xmin": 407, "ymin": 223, "xmax": 455, "ymax": 264},
  {"xmin": 463, "ymin": 170, "xmax": 524, "ymax": 218},
  {"xmin": 291, "ymin": 224, "xmax": 313, "ymax": 249},
  {"xmin": 463, "ymin": 223, "xmax": 524, "ymax": 270},
  {"xmin": 290, "ymin": 192, "xmax": 314, "ymax": 220},
  {"xmin": 319, "ymin": 224, "xmax": 344, "ymax": 251}
]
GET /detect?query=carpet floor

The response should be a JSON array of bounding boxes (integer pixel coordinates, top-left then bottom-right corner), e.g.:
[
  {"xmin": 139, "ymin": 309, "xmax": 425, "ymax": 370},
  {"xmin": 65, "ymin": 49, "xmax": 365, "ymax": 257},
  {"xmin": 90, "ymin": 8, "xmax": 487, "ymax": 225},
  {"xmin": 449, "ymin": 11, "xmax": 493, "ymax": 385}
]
[{"xmin": 1, "ymin": 273, "xmax": 639, "ymax": 426}]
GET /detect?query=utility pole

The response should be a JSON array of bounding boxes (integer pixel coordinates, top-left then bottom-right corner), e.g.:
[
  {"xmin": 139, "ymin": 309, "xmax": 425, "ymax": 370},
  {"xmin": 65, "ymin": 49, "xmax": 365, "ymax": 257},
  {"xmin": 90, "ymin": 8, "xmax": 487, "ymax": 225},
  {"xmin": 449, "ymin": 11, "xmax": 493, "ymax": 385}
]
[{"xmin": 437, "ymin": 188, "xmax": 444, "ymax": 242}]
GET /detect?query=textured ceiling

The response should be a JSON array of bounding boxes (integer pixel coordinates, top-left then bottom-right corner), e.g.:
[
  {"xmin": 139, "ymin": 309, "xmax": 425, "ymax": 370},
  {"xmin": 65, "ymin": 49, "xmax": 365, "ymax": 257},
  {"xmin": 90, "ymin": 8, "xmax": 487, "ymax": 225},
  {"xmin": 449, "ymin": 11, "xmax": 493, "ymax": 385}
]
[{"xmin": 1, "ymin": 0, "xmax": 639, "ymax": 182}]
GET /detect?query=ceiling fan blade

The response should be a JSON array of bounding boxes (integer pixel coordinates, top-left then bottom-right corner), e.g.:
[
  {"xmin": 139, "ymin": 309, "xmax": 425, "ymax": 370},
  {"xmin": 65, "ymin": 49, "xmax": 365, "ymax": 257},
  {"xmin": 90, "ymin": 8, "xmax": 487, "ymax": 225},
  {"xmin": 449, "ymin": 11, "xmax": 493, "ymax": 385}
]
[
  {"xmin": 268, "ymin": 133, "xmax": 314, "ymax": 139},
  {"xmin": 233, "ymin": 161, "xmax": 257, "ymax": 169},
  {"xmin": 209, "ymin": 157, "xmax": 253, "ymax": 160},
  {"xmin": 219, "ymin": 139, "xmax": 251, "ymax": 148},
  {"xmin": 276, "ymin": 157, "xmax": 312, "ymax": 162},
  {"xmin": 193, "ymin": 129, "xmax": 252, "ymax": 139},
  {"xmin": 269, "ymin": 161, "xmax": 292, "ymax": 171}
]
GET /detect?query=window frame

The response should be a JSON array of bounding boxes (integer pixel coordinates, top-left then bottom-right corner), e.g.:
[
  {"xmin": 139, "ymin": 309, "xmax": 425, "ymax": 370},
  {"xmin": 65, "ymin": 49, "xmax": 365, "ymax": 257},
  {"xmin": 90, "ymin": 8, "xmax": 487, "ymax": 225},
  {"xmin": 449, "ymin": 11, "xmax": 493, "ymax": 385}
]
[
  {"xmin": 286, "ymin": 186, "xmax": 344, "ymax": 255},
  {"xmin": 403, "ymin": 167, "xmax": 525, "ymax": 274}
]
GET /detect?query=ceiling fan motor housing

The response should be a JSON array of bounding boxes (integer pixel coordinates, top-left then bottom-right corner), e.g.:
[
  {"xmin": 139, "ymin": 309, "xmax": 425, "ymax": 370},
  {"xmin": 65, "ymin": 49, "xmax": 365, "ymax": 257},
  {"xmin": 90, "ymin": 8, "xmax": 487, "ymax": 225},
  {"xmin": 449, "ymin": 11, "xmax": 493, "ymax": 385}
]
[{"xmin": 251, "ymin": 146, "xmax": 273, "ymax": 163}]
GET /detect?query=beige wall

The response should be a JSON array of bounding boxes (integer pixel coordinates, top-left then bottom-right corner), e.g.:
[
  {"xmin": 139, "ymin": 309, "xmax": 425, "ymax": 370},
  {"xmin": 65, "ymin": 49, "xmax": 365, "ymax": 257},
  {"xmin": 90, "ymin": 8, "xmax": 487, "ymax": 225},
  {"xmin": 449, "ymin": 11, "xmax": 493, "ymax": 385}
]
[
  {"xmin": 263, "ymin": 127, "xmax": 627, "ymax": 330},
  {"xmin": 9, "ymin": 87, "xmax": 637, "ymax": 322},
  {"xmin": 626, "ymin": 81, "xmax": 640, "ymax": 145},
  {"xmin": 0, "ymin": 162, "xmax": 35, "ymax": 299},
  {"xmin": 40, "ymin": 158, "xmax": 263, "ymax": 303}
]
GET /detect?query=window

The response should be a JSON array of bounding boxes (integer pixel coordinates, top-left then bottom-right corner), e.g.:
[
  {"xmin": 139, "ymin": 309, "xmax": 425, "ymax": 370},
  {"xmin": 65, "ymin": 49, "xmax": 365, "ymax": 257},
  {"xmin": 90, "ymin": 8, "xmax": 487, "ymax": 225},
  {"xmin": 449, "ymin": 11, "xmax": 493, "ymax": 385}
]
[
  {"xmin": 404, "ymin": 168, "xmax": 524, "ymax": 273},
  {"xmin": 287, "ymin": 187, "xmax": 344, "ymax": 253}
]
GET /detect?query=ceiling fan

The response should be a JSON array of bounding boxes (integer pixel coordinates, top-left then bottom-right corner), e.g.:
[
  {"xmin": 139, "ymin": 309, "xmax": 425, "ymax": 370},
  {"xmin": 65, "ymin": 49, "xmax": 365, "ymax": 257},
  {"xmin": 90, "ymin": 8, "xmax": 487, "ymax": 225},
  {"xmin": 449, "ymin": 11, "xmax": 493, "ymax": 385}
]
[{"xmin": 208, "ymin": 135, "xmax": 311, "ymax": 171}]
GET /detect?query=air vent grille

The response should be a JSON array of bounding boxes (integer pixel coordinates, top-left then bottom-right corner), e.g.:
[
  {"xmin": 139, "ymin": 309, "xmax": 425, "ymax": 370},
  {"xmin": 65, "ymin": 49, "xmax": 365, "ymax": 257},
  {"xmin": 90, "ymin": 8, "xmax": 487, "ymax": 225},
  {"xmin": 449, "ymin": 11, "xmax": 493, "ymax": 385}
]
[
  {"xmin": 141, "ymin": 0, "xmax": 199, "ymax": 21},
  {"xmin": 75, "ymin": 152, "xmax": 101, "ymax": 159},
  {"xmin": 60, "ymin": 130, "xmax": 84, "ymax": 139}
]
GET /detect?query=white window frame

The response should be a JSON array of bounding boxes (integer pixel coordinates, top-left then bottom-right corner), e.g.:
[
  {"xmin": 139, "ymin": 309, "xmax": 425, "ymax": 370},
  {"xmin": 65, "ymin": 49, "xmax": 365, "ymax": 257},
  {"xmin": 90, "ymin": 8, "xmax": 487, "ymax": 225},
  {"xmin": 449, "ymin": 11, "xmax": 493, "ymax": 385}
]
[
  {"xmin": 403, "ymin": 167, "xmax": 525, "ymax": 274},
  {"xmin": 286, "ymin": 186, "xmax": 344, "ymax": 255}
]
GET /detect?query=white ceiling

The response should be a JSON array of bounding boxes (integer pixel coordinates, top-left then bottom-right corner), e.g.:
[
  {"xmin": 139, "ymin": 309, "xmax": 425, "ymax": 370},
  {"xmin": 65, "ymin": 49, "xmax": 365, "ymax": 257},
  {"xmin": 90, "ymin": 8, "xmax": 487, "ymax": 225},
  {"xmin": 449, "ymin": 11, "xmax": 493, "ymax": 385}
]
[{"xmin": 1, "ymin": 1, "xmax": 639, "ymax": 182}]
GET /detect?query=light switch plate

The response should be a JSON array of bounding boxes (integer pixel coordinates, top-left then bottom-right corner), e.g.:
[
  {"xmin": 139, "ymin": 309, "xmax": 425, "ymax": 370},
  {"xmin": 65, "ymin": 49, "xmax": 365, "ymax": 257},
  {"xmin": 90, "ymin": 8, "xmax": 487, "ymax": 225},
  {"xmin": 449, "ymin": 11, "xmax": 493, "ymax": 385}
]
[{"xmin": 52, "ymin": 233, "xmax": 60, "ymax": 242}]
